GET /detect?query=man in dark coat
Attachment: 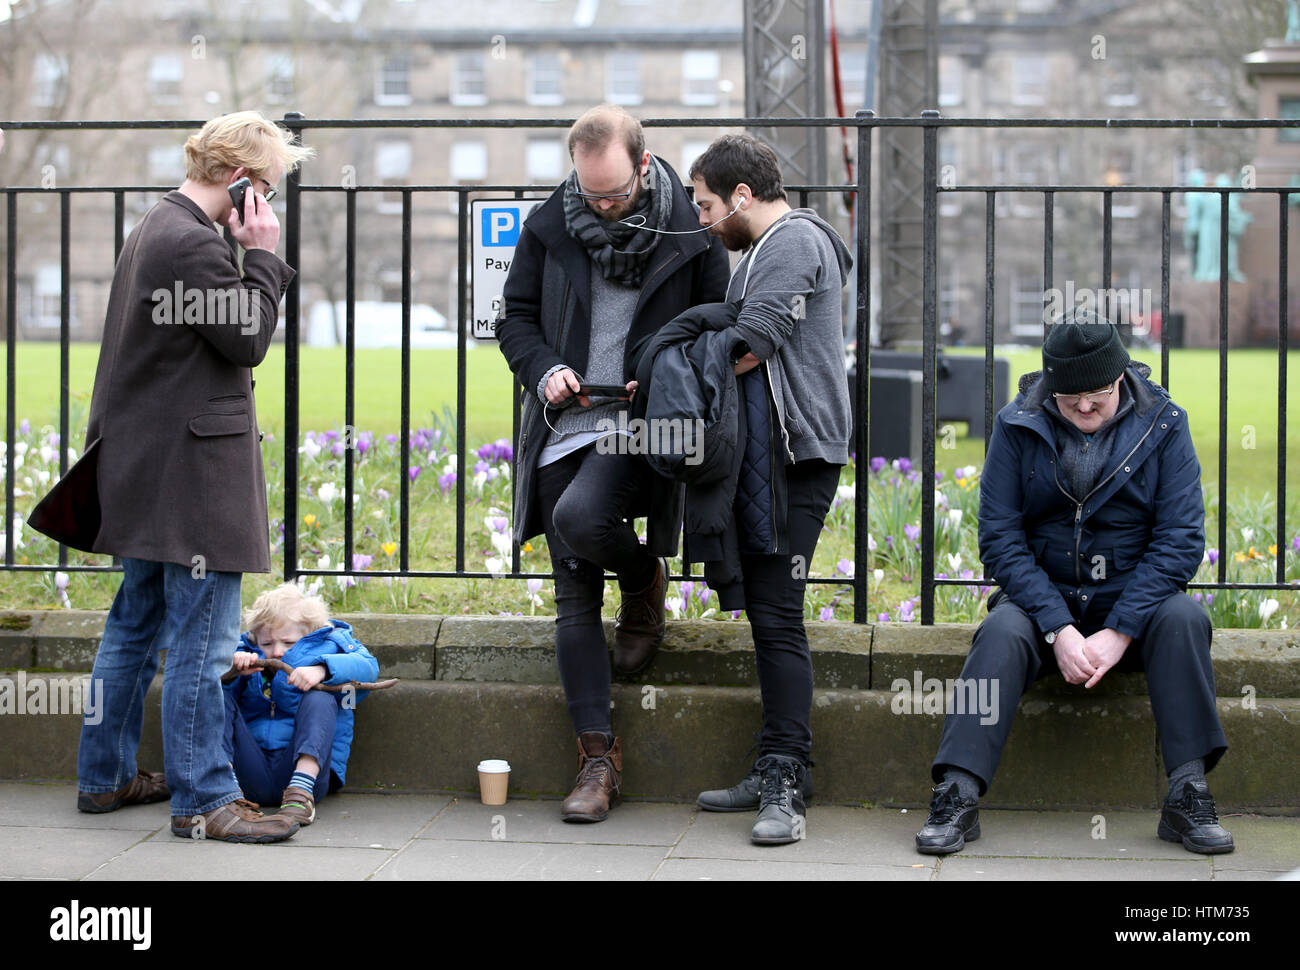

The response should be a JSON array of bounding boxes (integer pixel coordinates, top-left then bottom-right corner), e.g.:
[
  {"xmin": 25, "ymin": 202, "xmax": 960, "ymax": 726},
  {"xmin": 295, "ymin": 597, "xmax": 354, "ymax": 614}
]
[
  {"xmin": 497, "ymin": 104, "xmax": 729, "ymax": 822},
  {"xmin": 72, "ymin": 112, "xmax": 311, "ymax": 843},
  {"xmin": 916, "ymin": 309, "xmax": 1233, "ymax": 855}
]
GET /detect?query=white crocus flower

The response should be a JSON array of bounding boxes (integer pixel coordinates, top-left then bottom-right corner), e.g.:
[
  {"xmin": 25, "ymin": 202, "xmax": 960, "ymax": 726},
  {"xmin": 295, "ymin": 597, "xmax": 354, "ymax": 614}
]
[
  {"xmin": 300, "ymin": 437, "xmax": 322, "ymax": 460},
  {"xmin": 665, "ymin": 595, "xmax": 683, "ymax": 620},
  {"xmin": 1241, "ymin": 527, "xmax": 1255, "ymax": 543},
  {"xmin": 935, "ymin": 489, "xmax": 949, "ymax": 510},
  {"xmin": 873, "ymin": 568, "xmax": 885, "ymax": 589},
  {"xmin": 317, "ymin": 482, "xmax": 339, "ymax": 503},
  {"xmin": 1259, "ymin": 598, "xmax": 1280, "ymax": 623},
  {"xmin": 484, "ymin": 556, "xmax": 508, "ymax": 578},
  {"xmin": 948, "ymin": 508, "xmax": 963, "ymax": 528},
  {"xmin": 836, "ymin": 484, "xmax": 855, "ymax": 502},
  {"xmin": 947, "ymin": 553, "xmax": 962, "ymax": 573},
  {"xmin": 490, "ymin": 531, "xmax": 512, "ymax": 558}
]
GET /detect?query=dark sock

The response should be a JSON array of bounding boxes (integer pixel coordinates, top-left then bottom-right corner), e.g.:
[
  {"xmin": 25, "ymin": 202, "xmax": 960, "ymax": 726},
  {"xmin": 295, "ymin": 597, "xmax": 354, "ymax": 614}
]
[
  {"xmin": 1166, "ymin": 758, "xmax": 1206, "ymax": 800},
  {"xmin": 942, "ymin": 767, "xmax": 981, "ymax": 803}
]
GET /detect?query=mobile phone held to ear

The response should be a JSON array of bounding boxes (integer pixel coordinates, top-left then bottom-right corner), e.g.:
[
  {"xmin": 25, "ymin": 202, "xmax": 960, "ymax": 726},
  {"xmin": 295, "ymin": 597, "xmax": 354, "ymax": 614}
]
[
  {"xmin": 227, "ymin": 177, "xmax": 252, "ymax": 223},
  {"xmin": 577, "ymin": 383, "xmax": 632, "ymax": 400}
]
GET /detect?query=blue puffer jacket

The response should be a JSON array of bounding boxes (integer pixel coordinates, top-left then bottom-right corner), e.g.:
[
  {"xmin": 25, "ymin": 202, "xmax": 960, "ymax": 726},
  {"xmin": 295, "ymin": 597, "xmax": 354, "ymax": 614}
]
[
  {"xmin": 223, "ymin": 620, "xmax": 379, "ymax": 785},
  {"xmin": 979, "ymin": 362, "xmax": 1204, "ymax": 640}
]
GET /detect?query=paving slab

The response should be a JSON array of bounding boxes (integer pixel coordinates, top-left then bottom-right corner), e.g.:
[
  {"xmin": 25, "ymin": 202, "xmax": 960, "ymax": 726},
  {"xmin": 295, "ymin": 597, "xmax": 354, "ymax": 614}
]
[
  {"xmin": 959, "ymin": 810, "xmax": 1192, "ymax": 859},
  {"xmin": 418, "ymin": 796, "xmax": 694, "ymax": 846},
  {"xmin": 0, "ymin": 825, "xmax": 155, "ymax": 879},
  {"xmin": 653, "ymin": 858, "xmax": 933, "ymax": 881},
  {"xmin": 0, "ymin": 782, "xmax": 169, "ymax": 831},
  {"xmin": 671, "ymin": 805, "xmax": 926, "ymax": 866},
  {"xmin": 85, "ymin": 841, "xmax": 392, "ymax": 880},
  {"xmin": 282, "ymin": 793, "xmax": 454, "ymax": 849},
  {"xmin": 935, "ymin": 856, "xmax": 1211, "ymax": 880},
  {"xmin": 374, "ymin": 839, "xmax": 668, "ymax": 880},
  {"xmin": 1209, "ymin": 814, "xmax": 1300, "ymax": 872}
]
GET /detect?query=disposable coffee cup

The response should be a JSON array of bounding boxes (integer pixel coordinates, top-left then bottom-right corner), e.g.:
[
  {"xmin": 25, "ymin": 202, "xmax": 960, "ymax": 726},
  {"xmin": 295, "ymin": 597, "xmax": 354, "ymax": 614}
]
[{"xmin": 477, "ymin": 759, "xmax": 511, "ymax": 805}]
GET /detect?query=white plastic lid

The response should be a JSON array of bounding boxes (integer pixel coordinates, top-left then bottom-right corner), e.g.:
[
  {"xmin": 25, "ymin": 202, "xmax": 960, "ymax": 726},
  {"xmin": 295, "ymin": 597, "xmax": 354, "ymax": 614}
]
[{"xmin": 477, "ymin": 759, "xmax": 511, "ymax": 773}]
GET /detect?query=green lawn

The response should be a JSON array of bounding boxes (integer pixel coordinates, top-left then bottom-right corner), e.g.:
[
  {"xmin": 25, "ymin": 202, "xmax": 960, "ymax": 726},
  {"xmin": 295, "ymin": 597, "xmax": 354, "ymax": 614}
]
[{"xmin": 5, "ymin": 342, "xmax": 1297, "ymax": 496}]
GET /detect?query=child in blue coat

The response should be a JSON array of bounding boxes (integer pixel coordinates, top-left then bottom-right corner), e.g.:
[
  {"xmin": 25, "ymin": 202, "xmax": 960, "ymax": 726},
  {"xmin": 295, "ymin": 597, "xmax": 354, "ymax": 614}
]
[{"xmin": 222, "ymin": 583, "xmax": 379, "ymax": 825}]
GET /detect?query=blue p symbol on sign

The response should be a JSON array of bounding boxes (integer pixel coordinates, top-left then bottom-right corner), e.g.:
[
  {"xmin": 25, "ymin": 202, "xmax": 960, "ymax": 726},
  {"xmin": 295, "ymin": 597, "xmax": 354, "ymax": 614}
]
[{"xmin": 482, "ymin": 208, "xmax": 520, "ymax": 246}]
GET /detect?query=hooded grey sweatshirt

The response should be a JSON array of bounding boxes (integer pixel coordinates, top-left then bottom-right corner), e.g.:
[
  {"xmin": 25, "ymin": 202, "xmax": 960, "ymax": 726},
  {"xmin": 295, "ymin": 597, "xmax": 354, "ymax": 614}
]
[{"xmin": 724, "ymin": 207, "xmax": 853, "ymax": 465}]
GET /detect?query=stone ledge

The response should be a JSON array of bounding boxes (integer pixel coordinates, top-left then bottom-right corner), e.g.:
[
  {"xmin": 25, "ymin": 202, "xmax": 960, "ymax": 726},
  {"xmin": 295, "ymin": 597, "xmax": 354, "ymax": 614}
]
[{"xmin": 3, "ymin": 674, "xmax": 1296, "ymax": 810}]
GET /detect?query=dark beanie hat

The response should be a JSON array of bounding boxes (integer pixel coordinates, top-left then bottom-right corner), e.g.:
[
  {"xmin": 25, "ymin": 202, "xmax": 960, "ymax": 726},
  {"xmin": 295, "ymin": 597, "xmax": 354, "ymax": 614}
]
[{"xmin": 1041, "ymin": 307, "xmax": 1130, "ymax": 394}]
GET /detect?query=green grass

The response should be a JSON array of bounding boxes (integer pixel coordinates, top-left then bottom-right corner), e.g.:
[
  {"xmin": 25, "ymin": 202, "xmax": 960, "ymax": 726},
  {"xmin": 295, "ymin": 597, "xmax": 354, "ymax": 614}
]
[{"xmin": 7, "ymin": 343, "xmax": 1298, "ymax": 495}]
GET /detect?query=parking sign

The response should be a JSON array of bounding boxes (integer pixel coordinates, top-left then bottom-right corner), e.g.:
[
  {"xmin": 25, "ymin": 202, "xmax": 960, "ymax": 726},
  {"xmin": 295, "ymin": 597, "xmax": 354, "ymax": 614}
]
[{"xmin": 471, "ymin": 199, "xmax": 542, "ymax": 339}]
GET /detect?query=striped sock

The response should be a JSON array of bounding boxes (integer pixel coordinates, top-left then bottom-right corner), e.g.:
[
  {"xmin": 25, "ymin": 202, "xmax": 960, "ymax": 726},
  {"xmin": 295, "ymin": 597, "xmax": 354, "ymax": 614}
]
[{"xmin": 287, "ymin": 771, "xmax": 317, "ymax": 800}]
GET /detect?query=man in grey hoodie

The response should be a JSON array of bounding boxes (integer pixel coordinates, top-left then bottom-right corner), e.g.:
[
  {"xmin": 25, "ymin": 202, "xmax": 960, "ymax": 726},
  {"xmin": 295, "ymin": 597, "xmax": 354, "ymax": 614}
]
[{"xmin": 688, "ymin": 134, "xmax": 853, "ymax": 845}]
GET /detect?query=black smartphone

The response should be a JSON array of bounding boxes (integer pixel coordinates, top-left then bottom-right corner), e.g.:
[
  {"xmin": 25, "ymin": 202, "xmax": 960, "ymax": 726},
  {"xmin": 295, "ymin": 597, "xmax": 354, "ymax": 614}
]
[
  {"xmin": 227, "ymin": 177, "xmax": 252, "ymax": 223},
  {"xmin": 577, "ymin": 383, "xmax": 631, "ymax": 399}
]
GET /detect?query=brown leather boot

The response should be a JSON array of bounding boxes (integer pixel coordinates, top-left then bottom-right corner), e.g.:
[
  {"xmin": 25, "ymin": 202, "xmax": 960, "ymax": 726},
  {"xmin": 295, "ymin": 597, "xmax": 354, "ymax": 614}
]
[
  {"xmin": 170, "ymin": 797, "xmax": 300, "ymax": 843},
  {"xmin": 560, "ymin": 732, "xmax": 622, "ymax": 823},
  {"xmin": 612, "ymin": 557, "xmax": 667, "ymax": 674}
]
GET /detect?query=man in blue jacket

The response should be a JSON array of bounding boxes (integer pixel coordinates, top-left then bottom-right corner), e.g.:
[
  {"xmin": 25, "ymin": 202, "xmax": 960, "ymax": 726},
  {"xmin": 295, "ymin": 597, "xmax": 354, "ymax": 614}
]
[{"xmin": 916, "ymin": 309, "xmax": 1232, "ymax": 855}]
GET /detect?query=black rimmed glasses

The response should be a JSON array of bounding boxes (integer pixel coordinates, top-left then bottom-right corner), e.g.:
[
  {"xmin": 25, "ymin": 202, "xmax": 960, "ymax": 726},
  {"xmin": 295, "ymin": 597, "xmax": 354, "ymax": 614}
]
[{"xmin": 572, "ymin": 170, "xmax": 638, "ymax": 203}]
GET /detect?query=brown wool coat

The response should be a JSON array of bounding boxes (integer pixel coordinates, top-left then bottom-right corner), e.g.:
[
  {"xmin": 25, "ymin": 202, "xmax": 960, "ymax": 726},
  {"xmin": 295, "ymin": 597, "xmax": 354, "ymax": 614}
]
[{"xmin": 82, "ymin": 191, "xmax": 293, "ymax": 574}]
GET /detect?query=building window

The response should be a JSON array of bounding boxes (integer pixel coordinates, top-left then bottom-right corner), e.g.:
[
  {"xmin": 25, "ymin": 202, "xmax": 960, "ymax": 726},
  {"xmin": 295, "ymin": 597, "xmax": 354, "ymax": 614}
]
[
  {"xmin": 148, "ymin": 55, "xmax": 184, "ymax": 104},
  {"xmin": 375, "ymin": 55, "xmax": 412, "ymax": 106},
  {"xmin": 528, "ymin": 53, "xmax": 564, "ymax": 106},
  {"xmin": 1011, "ymin": 55, "xmax": 1047, "ymax": 106},
  {"xmin": 526, "ymin": 139, "xmax": 564, "ymax": 183},
  {"xmin": 1010, "ymin": 270, "xmax": 1046, "ymax": 338},
  {"xmin": 451, "ymin": 141, "xmax": 488, "ymax": 182},
  {"xmin": 1280, "ymin": 97, "xmax": 1300, "ymax": 142},
  {"xmin": 452, "ymin": 53, "xmax": 487, "ymax": 106},
  {"xmin": 1103, "ymin": 69, "xmax": 1138, "ymax": 107},
  {"xmin": 32, "ymin": 54, "xmax": 69, "ymax": 109},
  {"xmin": 836, "ymin": 50, "xmax": 866, "ymax": 112},
  {"xmin": 939, "ymin": 55, "xmax": 963, "ymax": 107},
  {"xmin": 606, "ymin": 52, "xmax": 642, "ymax": 105},
  {"xmin": 682, "ymin": 51, "xmax": 720, "ymax": 106},
  {"xmin": 266, "ymin": 52, "xmax": 295, "ymax": 102},
  {"xmin": 376, "ymin": 140, "xmax": 412, "ymax": 212},
  {"xmin": 148, "ymin": 145, "xmax": 186, "ymax": 184},
  {"xmin": 680, "ymin": 140, "xmax": 710, "ymax": 183}
]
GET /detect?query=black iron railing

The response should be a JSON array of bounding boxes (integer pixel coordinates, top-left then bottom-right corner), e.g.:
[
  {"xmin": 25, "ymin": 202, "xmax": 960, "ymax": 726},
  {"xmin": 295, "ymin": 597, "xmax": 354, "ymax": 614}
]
[{"xmin": 2, "ymin": 113, "xmax": 1297, "ymax": 625}]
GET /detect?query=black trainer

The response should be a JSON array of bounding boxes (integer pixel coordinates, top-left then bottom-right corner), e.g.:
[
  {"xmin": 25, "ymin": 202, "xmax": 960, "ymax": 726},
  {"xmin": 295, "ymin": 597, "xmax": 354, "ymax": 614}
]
[
  {"xmin": 750, "ymin": 755, "xmax": 808, "ymax": 845},
  {"xmin": 1158, "ymin": 780, "xmax": 1234, "ymax": 854},
  {"xmin": 915, "ymin": 781, "xmax": 980, "ymax": 855},
  {"xmin": 699, "ymin": 759, "xmax": 814, "ymax": 813}
]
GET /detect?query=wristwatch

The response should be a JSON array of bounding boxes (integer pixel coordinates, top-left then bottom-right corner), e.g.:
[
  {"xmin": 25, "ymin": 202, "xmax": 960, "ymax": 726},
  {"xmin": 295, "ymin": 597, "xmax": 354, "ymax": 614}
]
[{"xmin": 1044, "ymin": 624, "xmax": 1067, "ymax": 645}]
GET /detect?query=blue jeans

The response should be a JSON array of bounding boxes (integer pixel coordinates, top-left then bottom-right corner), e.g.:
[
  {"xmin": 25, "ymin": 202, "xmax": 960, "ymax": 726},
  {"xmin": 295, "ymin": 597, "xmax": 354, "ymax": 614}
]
[
  {"xmin": 222, "ymin": 688, "xmax": 338, "ymax": 806},
  {"xmin": 77, "ymin": 558, "xmax": 244, "ymax": 816}
]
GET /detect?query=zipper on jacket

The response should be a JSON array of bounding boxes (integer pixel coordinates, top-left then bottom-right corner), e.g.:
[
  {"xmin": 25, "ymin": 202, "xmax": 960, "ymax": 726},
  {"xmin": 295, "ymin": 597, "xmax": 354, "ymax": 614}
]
[
  {"xmin": 764, "ymin": 359, "xmax": 796, "ymax": 462},
  {"xmin": 1053, "ymin": 404, "xmax": 1167, "ymax": 587}
]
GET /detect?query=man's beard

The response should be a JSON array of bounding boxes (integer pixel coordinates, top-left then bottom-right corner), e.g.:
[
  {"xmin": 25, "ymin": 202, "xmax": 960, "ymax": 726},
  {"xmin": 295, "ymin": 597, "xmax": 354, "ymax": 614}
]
[{"xmin": 709, "ymin": 216, "xmax": 753, "ymax": 252}]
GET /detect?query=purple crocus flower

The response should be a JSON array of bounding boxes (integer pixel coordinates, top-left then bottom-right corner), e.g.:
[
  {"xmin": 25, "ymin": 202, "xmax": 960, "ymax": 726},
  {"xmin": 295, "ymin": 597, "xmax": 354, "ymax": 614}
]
[
  {"xmin": 489, "ymin": 516, "xmax": 508, "ymax": 533},
  {"xmin": 1192, "ymin": 592, "xmax": 1204, "ymax": 604},
  {"xmin": 819, "ymin": 606, "xmax": 834, "ymax": 621},
  {"xmin": 19, "ymin": 419, "xmax": 30, "ymax": 435},
  {"xmin": 732, "ymin": 610, "xmax": 743, "ymax": 619},
  {"xmin": 1207, "ymin": 549, "xmax": 1220, "ymax": 565},
  {"xmin": 935, "ymin": 471, "xmax": 944, "ymax": 481},
  {"xmin": 376, "ymin": 488, "xmax": 390, "ymax": 501},
  {"xmin": 527, "ymin": 578, "xmax": 544, "ymax": 595},
  {"xmin": 352, "ymin": 553, "xmax": 373, "ymax": 572},
  {"xmin": 331, "ymin": 442, "xmax": 345, "ymax": 458},
  {"xmin": 679, "ymin": 580, "xmax": 695, "ymax": 602},
  {"xmin": 698, "ymin": 585, "xmax": 711, "ymax": 606},
  {"xmin": 474, "ymin": 459, "xmax": 490, "ymax": 476},
  {"xmin": 357, "ymin": 435, "xmax": 371, "ymax": 455},
  {"xmin": 385, "ymin": 434, "xmax": 398, "ymax": 446},
  {"xmin": 877, "ymin": 612, "xmax": 891, "ymax": 623},
  {"xmin": 885, "ymin": 535, "xmax": 894, "ymax": 548},
  {"xmin": 325, "ymin": 430, "xmax": 339, "ymax": 442},
  {"xmin": 1292, "ymin": 535, "xmax": 1300, "ymax": 553},
  {"xmin": 898, "ymin": 600, "xmax": 916, "ymax": 623},
  {"xmin": 836, "ymin": 558, "xmax": 854, "ymax": 577},
  {"xmin": 895, "ymin": 457, "xmax": 913, "ymax": 474},
  {"xmin": 870, "ymin": 456, "xmax": 887, "ymax": 474},
  {"xmin": 904, "ymin": 523, "xmax": 921, "ymax": 543},
  {"xmin": 438, "ymin": 471, "xmax": 456, "ymax": 493},
  {"xmin": 409, "ymin": 465, "xmax": 421, "ymax": 482}
]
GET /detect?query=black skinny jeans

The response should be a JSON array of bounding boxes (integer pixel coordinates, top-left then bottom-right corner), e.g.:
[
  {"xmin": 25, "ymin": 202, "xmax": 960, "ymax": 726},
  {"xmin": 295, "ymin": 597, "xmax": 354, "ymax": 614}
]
[
  {"xmin": 536, "ymin": 443, "xmax": 659, "ymax": 735},
  {"xmin": 743, "ymin": 459, "xmax": 841, "ymax": 764}
]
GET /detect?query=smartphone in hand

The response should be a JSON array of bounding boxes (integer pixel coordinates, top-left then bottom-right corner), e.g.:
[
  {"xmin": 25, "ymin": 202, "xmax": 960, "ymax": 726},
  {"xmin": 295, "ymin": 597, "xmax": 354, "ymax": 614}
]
[
  {"xmin": 577, "ymin": 383, "xmax": 631, "ymax": 400},
  {"xmin": 227, "ymin": 177, "xmax": 253, "ymax": 223}
]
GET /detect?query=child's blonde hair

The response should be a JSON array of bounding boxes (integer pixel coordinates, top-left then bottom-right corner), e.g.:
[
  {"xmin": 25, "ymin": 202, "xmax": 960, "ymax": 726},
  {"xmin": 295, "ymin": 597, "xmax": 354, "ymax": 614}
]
[
  {"xmin": 243, "ymin": 582, "xmax": 330, "ymax": 638},
  {"xmin": 183, "ymin": 110, "xmax": 314, "ymax": 184}
]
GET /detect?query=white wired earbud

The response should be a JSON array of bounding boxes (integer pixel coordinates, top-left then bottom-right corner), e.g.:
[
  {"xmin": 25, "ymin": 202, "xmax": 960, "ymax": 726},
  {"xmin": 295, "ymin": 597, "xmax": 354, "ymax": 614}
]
[{"xmin": 618, "ymin": 193, "xmax": 746, "ymax": 236}]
